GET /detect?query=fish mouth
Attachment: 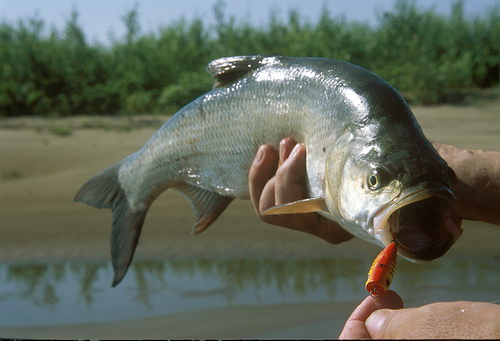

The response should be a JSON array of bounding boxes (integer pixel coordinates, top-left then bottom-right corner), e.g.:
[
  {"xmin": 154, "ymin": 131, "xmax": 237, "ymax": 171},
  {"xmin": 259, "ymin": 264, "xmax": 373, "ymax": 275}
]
[{"xmin": 372, "ymin": 186, "xmax": 463, "ymax": 261}]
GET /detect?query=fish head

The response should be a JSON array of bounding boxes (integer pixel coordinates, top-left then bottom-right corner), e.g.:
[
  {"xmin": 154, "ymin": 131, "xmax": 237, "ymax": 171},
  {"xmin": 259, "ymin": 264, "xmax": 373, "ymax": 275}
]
[{"xmin": 325, "ymin": 137, "xmax": 462, "ymax": 261}]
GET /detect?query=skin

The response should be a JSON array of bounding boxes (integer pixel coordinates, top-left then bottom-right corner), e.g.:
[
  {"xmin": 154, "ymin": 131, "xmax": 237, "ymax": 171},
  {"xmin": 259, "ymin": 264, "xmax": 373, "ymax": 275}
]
[
  {"xmin": 339, "ymin": 291, "xmax": 500, "ymax": 339},
  {"xmin": 248, "ymin": 138, "xmax": 500, "ymax": 339},
  {"xmin": 248, "ymin": 138, "xmax": 353, "ymax": 244},
  {"xmin": 433, "ymin": 142, "xmax": 500, "ymax": 226}
]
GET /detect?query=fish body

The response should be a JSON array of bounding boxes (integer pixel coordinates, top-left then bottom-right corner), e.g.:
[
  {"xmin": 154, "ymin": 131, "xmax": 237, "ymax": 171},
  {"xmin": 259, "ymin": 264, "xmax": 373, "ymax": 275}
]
[{"xmin": 76, "ymin": 55, "xmax": 462, "ymax": 286}]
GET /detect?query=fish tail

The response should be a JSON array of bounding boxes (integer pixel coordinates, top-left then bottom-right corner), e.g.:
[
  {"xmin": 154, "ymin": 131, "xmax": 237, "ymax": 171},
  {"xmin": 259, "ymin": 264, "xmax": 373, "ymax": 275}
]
[{"xmin": 74, "ymin": 162, "xmax": 147, "ymax": 287}]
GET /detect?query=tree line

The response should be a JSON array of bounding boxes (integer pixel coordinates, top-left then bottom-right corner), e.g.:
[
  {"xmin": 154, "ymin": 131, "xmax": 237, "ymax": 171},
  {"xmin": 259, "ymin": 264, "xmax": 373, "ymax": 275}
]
[{"xmin": 0, "ymin": 0, "xmax": 498, "ymax": 117}]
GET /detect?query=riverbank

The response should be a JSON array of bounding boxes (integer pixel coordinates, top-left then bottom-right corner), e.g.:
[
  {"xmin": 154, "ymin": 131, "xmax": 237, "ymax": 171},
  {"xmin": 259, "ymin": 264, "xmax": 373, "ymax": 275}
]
[{"xmin": 0, "ymin": 98, "xmax": 498, "ymax": 338}]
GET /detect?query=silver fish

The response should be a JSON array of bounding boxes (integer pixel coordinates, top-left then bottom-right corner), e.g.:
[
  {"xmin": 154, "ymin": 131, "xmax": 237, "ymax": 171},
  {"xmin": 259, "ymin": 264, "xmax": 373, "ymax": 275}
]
[{"xmin": 75, "ymin": 55, "xmax": 462, "ymax": 286}]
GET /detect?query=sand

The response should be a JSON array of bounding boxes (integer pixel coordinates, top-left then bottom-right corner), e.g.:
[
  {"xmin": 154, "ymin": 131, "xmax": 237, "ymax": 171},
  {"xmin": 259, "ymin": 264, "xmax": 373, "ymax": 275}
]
[{"xmin": 0, "ymin": 94, "xmax": 499, "ymax": 338}]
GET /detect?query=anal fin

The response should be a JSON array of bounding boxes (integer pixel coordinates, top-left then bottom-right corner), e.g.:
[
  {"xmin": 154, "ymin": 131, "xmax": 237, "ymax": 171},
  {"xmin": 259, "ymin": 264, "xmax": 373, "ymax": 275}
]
[{"xmin": 173, "ymin": 184, "xmax": 234, "ymax": 234}]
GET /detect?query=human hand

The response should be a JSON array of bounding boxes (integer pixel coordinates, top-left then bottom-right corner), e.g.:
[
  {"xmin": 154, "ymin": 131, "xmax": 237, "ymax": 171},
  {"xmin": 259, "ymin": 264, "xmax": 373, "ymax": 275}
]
[
  {"xmin": 339, "ymin": 291, "xmax": 500, "ymax": 339},
  {"xmin": 248, "ymin": 138, "xmax": 353, "ymax": 244}
]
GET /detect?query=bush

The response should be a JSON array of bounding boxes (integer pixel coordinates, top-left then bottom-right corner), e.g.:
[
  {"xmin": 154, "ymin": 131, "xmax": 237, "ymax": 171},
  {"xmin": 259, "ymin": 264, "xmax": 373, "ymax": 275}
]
[
  {"xmin": 158, "ymin": 72, "xmax": 213, "ymax": 114},
  {"xmin": 0, "ymin": 0, "xmax": 498, "ymax": 117}
]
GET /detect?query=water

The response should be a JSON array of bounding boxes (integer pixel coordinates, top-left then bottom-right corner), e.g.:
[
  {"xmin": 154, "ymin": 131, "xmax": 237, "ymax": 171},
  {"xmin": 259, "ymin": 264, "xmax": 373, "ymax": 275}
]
[{"xmin": 1, "ymin": 256, "xmax": 499, "ymax": 328}]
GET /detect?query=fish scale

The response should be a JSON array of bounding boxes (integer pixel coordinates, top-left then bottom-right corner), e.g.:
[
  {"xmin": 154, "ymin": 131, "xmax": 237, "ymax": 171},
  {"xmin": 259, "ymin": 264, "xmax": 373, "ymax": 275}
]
[
  {"xmin": 139, "ymin": 72, "xmax": 313, "ymax": 199},
  {"xmin": 75, "ymin": 55, "xmax": 461, "ymax": 286}
]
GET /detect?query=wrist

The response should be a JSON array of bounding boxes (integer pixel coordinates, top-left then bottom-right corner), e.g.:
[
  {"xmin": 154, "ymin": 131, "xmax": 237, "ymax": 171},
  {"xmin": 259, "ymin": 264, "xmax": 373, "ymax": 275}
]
[{"xmin": 434, "ymin": 143, "xmax": 500, "ymax": 225}]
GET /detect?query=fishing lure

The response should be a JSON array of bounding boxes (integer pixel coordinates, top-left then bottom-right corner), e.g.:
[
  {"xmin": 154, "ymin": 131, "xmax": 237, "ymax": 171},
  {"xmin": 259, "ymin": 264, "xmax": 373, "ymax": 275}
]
[{"xmin": 365, "ymin": 241, "xmax": 398, "ymax": 297}]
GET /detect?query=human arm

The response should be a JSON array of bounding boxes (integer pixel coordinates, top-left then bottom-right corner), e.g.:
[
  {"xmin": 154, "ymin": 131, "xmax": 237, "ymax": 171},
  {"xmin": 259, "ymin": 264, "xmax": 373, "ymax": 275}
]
[{"xmin": 433, "ymin": 143, "xmax": 500, "ymax": 226}]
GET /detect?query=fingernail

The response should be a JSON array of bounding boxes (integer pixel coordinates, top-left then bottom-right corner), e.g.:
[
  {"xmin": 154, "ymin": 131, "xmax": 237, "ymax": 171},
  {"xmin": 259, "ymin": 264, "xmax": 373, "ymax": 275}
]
[
  {"xmin": 279, "ymin": 139, "xmax": 289, "ymax": 161},
  {"xmin": 365, "ymin": 309, "xmax": 392, "ymax": 337},
  {"xmin": 290, "ymin": 143, "xmax": 304, "ymax": 158},
  {"xmin": 280, "ymin": 137, "xmax": 294, "ymax": 146}
]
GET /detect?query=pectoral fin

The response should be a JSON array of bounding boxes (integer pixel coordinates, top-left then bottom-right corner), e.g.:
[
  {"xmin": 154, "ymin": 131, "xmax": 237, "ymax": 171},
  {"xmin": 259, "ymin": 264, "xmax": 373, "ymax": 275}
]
[{"xmin": 261, "ymin": 197, "xmax": 328, "ymax": 216}]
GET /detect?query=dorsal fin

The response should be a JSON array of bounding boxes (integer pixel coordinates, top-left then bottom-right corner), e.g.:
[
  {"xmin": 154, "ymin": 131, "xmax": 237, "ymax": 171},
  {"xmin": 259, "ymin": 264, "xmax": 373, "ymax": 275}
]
[{"xmin": 206, "ymin": 55, "xmax": 281, "ymax": 88}]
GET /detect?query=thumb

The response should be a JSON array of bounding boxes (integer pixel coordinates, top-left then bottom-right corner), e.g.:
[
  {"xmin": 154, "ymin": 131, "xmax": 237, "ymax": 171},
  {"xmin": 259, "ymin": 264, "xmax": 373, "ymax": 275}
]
[
  {"xmin": 338, "ymin": 290, "xmax": 403, "ymax": 339},
  {"xmin": 365, "ymin": 308, "xmax": 397, "ymax": 338}
]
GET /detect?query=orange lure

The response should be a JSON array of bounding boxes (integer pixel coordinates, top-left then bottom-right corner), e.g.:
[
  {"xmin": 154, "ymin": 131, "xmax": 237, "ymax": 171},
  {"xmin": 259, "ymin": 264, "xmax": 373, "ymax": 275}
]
[{"xmin": 365, "ymin": 241, "xmax": 398, "ymax": 297}]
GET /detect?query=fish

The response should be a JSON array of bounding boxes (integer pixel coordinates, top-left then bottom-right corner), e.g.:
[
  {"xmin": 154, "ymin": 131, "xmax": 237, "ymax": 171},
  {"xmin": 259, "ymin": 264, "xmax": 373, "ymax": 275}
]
[
  {"xmin": 75, "ymin": 55, "xmax": 463, "ymax": 286},
  {"xmin": 365, "ymin": 241, "xmax": 398, "ymax": 297}
]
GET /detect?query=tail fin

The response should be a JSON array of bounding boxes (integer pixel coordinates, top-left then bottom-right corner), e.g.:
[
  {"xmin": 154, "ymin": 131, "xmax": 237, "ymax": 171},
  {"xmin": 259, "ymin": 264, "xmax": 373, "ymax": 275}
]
[{"xmin": 75, "ymin": 163, "xmax": 147, "ymax": 287}]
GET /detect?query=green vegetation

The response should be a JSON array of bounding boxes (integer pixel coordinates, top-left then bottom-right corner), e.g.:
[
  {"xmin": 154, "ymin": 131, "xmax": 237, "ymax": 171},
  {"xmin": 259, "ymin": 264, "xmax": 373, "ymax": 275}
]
[
  {"xmin": 0, "ymin": 0, "xmax": 498, "ymax": 117},
  {"xmin": 48, "ymin": 125, "xmax": 73, "ymax": 136}
]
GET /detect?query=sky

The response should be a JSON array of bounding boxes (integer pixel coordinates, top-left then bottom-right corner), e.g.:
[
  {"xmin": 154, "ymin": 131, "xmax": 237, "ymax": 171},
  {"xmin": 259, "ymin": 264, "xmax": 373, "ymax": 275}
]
[{"xmin": 0, "ymin": 0, "xmax": 498, "ymax": 43}]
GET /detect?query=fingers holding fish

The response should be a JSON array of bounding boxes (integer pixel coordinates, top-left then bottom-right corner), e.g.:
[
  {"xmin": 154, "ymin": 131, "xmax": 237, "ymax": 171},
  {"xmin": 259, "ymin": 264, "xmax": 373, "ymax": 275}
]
[
  {"xmin": 277, "ymin": 138, "xmax": 298, "ymax": 167},
  {"xmin": 258, "ymin": 139, "xmax": 307, "ymax": 227},
  {"xmin": 249, "ymin": 138, "xmax": 353, "ymax": 244},
  {"xmin": 249, "ymin": 138, "xmax": 307, "ymax": 223},
  {"xmin": 248, "ymin": 142, "xmax": 286, "ymax": 227},
  {"xmin": 249, "ymin": 144, "xmax": 278, "ymax": 215},
  {"xmin": 275, "ymin": 139, "xmax": 308, "ymax": 205}
]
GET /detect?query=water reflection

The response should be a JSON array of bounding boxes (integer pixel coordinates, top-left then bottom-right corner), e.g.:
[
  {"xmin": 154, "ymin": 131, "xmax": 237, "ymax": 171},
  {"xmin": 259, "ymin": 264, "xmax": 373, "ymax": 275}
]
[
  {"xmin": 0, "ymin": 257, "xmax": 498, "ymax": 327},
  {"xmin": 4, "ymin": 263, "xmax": 104, "ymax": 309}
]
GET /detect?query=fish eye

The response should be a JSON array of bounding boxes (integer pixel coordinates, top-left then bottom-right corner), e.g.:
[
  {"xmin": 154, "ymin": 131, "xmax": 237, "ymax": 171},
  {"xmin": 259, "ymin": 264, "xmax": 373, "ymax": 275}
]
[{"xmin": 367, "ymin": 168, "xmax": 385, "ymax": 190}]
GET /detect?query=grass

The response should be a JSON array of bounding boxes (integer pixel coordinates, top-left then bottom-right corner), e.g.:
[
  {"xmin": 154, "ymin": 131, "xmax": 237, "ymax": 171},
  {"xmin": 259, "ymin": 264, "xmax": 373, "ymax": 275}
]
[{"xmin": 48, "ymin": 126, "xmax": 73, "ymax": 137}]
